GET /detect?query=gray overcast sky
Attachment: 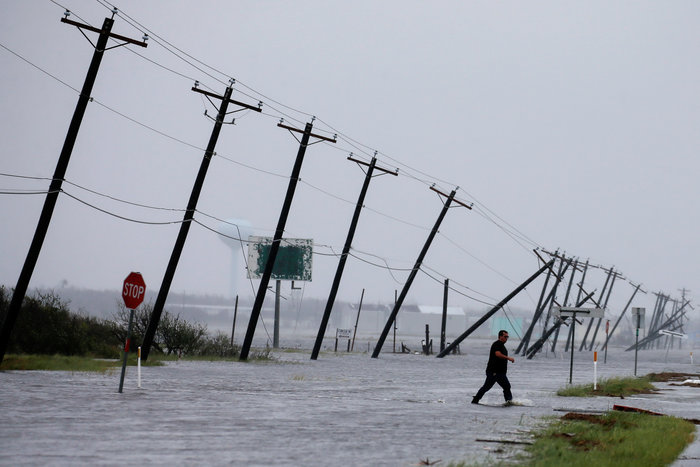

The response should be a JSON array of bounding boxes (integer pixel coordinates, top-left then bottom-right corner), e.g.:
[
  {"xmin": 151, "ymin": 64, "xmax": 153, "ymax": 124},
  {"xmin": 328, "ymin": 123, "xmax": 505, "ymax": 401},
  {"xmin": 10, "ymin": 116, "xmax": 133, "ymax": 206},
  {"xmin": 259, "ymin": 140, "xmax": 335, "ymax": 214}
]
[{"xmin": 1, "ymin": 1, "xmax": 698, "ymax": 315}]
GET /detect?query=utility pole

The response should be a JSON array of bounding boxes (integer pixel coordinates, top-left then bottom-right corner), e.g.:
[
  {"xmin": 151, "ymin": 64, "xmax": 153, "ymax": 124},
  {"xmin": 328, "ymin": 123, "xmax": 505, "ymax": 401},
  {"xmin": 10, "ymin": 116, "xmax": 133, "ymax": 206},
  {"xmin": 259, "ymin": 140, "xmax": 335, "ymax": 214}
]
[
  {"xmin": 372, "ymin": 187, "xmax": 472, "ymax": 358},
  {"xmin": 565, "ymin": 259, "xmax": 589, "ymax": 352},
  {"xmin": 579, "ymin": 266, "xmax": 612, "ymax": 351},
  {"xmin": 440, "ymin": 279, "xmax": 449, "ymax": 353},
  {"xmin": 588, "ymin": 269, "xmax": 621, "ymax": 350},
  {"xmin": 525, "ymin": 289, "xmax": 596, "ymax": 359},
  {"xmin": 518, "ymin": 256, "xmax": 570, "ymax": 356},
  {"xmin": 239, "ymin": 120, "xmax": 336, "ymax": 361},
  {"xmin": 438, "ymin": 260, "xmax": 555, "ymax": 358},
  {"xmin": 311, "ymin": 155, "xmax": 397, "ymax": 360},
  {"xmin": 550, "ymin": 259, "xmax": 578, "ymax": 352},
  {"xmin": 601, "ymin": 283, "xmax": 643, "ymax": 351},
  {"xmin": 515, "ymin": 251, "xmax": 554, "ymax": 355},
  {"xmin": 0, "ymin": 10, "xmax": 147, "ymax": 364},
  {"xmin": 141, "ymin": 82, "xmax": 261, "ymax": 360},
  {"xmin": 350, "ymin": 289, "xmax": 364, "ymax": 352}
]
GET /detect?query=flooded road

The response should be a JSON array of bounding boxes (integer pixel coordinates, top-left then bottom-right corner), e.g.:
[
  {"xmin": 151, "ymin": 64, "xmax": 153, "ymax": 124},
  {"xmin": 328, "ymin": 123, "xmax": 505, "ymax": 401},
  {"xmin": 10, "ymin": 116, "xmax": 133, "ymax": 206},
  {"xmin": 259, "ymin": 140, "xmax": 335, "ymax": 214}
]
[{"xmin": 1, "ymin": 339, "xmax": 698, "ymax": 466}]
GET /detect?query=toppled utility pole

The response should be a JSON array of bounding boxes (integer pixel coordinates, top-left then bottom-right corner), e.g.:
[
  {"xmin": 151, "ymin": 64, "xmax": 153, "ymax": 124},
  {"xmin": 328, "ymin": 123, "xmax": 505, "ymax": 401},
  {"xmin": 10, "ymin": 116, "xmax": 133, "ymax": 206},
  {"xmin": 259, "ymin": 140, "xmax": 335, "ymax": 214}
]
[{"xmin": 437, "ymin": 259, "xmax": 555, "ymax": 358}]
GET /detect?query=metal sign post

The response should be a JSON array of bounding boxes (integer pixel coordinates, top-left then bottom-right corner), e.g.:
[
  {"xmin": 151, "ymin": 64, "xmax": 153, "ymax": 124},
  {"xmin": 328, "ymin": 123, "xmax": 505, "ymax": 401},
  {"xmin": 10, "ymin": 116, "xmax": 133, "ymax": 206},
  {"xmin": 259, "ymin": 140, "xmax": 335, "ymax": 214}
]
[
  {"xmin": 552, "ymin": 306, "xmax": 604, "ymax": 384},
  {"xmin": 631, "ymin": 307, "xmax": 645, "ymax": 376},
  {"xmin": 119, "ymin": 272, "xmax": 146, "ymax": 393},
  {"xmin": 604, "ymin": 320, "xmax": 610, "ymax": 364}
]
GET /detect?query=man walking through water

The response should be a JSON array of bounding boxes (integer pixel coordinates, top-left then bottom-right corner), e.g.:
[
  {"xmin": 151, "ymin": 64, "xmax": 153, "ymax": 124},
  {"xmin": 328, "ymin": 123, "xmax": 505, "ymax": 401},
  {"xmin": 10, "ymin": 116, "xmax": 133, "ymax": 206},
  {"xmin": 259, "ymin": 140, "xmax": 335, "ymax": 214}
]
[{"xmin": 472, "ymin": 330, "xmax": 515, "ymax": 405}]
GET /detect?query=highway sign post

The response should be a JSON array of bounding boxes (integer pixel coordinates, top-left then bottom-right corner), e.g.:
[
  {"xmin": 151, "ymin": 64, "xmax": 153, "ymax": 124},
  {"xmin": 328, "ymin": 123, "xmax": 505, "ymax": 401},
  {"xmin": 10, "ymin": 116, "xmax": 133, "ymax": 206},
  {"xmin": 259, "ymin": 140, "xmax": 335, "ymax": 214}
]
[
  {"xmin": 631, "ymin": 307, "xmax": 645, "ymax": 375},
  {"xmin": 119, "ymin": 272, "xmax": 146, "ymax": 393},
  {"xmin": 552, "ymin": 306, "xmax": 605, "ymax": 384}
]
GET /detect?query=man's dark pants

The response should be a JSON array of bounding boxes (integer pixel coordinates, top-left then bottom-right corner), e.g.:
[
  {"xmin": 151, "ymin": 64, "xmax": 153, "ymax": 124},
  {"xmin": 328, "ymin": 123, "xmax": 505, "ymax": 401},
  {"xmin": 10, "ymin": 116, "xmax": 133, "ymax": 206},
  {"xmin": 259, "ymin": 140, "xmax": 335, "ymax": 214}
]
[{"xmin": 473, "ymin": 370, "xmax": 512, "ymax": 402}]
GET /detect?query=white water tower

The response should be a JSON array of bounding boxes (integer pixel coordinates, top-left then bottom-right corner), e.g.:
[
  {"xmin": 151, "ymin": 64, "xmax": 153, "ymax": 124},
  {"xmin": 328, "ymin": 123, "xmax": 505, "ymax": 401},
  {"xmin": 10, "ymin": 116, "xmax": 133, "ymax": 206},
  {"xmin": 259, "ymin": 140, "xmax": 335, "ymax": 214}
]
[{"xmin": 217, "ymin": 218, "xmax": 254, "ymax": 298}]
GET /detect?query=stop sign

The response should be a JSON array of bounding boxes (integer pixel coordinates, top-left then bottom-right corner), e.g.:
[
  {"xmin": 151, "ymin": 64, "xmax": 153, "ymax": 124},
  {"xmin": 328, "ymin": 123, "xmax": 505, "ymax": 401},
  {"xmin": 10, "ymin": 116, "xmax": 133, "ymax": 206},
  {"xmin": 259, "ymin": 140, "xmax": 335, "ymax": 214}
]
[{"xmin": 122, "ymin": 272, "xmax": 146, "ymax": 309}]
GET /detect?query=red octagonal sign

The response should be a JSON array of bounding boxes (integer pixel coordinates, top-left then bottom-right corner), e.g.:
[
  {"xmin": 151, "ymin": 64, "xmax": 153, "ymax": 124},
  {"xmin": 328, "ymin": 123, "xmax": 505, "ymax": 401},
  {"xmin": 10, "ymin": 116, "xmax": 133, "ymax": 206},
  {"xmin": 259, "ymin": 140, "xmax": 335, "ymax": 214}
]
[{"xmin": 122, "ymin": 272, "xmax": 146, "ymax": 309}]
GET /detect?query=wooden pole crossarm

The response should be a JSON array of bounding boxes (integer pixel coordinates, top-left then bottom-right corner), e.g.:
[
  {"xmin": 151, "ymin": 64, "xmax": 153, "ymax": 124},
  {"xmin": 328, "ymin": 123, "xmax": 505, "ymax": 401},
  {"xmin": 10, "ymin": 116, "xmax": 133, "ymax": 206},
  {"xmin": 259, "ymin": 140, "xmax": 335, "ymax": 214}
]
[
  {"xmin": 61, "ymin": 17, "xmax": 148, "ymax": 48},
  {"xmin": 533, "ymin": 249, "xmax": 569, "ymax": 279},
  {"xmin": 191, "ymin": 87, "xmax": 262, "ymax": 112},
  {"xmin": 429, "ymin": 186, "xmax": 472, "ymax": 209},
  {"xmin": 347, "ymin": 155, "xmax": 398, "ymax": 176},
  {"xmin": 277, "ymin": 123, "xmax": 336, "ymax": 143}
]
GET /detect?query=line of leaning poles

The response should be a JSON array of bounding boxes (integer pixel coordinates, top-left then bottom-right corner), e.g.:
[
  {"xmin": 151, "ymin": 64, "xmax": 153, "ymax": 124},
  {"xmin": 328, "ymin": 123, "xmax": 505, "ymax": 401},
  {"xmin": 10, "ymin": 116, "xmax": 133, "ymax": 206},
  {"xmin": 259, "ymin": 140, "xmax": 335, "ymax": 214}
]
[{"xmin": 0, "ymin": 11, "xmax": 692, "ymax": 389}]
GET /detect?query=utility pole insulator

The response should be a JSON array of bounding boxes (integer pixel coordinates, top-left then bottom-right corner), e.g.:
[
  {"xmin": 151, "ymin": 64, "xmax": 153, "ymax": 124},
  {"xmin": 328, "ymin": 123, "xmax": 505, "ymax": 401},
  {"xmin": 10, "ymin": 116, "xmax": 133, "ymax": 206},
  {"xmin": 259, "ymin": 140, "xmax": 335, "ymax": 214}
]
[
  {"xmin": 277, "ymin": 122, "xmax": 336, "ymax": 143},
  {"xmin": 61, "ymin": 17, "xmax": 148, "ymax": 48}
]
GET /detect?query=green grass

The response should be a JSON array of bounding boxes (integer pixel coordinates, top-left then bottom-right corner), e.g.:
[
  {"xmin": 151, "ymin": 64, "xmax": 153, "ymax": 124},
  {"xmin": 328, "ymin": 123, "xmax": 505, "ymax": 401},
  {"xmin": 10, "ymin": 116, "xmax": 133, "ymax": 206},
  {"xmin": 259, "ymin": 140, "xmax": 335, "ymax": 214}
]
[
  {"xmin": 557, "ymin": 376, "xmax": 657, "ymax": 397},
  {"xmin": 1, "ymin": 354, "xmax": 123, "ymax": 372},
  {"xmin": 0, "ymin": 348, "xmax": 276, "ymax": 372},
  {"xmin": 519, "ymin": 411, "xmax": 694, "ymax": 467}
]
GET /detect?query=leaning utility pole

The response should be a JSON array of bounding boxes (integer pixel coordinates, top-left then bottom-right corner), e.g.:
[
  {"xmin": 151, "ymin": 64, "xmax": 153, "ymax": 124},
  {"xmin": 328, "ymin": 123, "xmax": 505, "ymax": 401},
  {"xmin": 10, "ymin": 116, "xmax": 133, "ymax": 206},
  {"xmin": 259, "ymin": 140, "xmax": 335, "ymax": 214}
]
[
  {"xmin": 372, "ymin": 187, "xmax": 471, "ymax": 358},
  {"xmin": 549, "ymin": 259, "xmax": 578, "ymax": 352},
  {"xmin": 437, "ymin": 259, "xmax": 555, "ymax": 358},
  {"xmin": 579, "ymin": 266, "xmax": 613, "ymax": 351},
  {"xmin": 587, "ymin": 269, "xmax": 621, "ymax": 350},
  {"xmin": 141, "ymin": 82, "xmax": 261, "ymax": 360},
  {"xmin": 311, "ymin": 154, "xmax": 397, "ymax": 360},
  {"xmin": 515, "ymin": 252, "xmax": 554, "ymax": 354},
  {"xmin": 601, "ymin": 283, "xmax": 643, "ymax": 351},
  {"xmin": 518, "ymin": 256, "xmax": 570, "ymax": 356},
  {"xmin": 0, "ymin": 10, "xmax": 147, "ymax": 364},
  {"xmin": 565, "ymin": 259, "xmax": 589, "ymax": 352},
  {"xmin": 525, "ymin": 289, "xmax": 597, "ymax": 359},
  {"xmin": 239, "ymin": 120, "xmax": 336, "ymax": 361}
]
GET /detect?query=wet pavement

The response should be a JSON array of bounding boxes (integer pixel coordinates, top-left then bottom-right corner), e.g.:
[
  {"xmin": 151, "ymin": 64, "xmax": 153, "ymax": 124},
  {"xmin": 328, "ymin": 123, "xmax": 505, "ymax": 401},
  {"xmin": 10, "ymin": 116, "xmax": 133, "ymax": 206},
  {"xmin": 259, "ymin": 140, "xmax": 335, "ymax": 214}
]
[{"xmin": 1, "ymin": 338, "xmax": 698, "ymax": 466}]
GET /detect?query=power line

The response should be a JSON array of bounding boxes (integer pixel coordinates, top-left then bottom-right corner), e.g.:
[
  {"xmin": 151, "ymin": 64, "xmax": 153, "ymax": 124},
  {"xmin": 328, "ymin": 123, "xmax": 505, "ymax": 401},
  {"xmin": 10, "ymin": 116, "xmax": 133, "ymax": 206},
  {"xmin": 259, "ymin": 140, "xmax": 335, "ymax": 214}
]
[
  {"xmin": 84, "ymin": 0, "xmax": 543, "ymax": 257},
  {"xmin": 16, "ymin": 3, "xmax": 634, "ymax": 307}
]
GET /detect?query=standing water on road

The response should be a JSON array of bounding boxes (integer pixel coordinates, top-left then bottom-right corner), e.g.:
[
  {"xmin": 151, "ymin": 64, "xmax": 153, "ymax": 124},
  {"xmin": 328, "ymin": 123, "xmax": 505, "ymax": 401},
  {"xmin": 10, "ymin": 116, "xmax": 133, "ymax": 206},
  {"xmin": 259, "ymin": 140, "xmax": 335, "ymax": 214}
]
[{"xmin": 1, "ymin": 338, "xmax": 698, "ymax": 466}]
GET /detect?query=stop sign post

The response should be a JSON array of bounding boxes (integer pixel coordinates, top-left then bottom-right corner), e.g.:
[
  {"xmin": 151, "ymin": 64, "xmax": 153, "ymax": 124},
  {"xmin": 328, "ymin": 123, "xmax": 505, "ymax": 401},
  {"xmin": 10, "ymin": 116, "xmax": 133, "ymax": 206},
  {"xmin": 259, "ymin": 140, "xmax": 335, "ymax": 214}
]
[{"xmin": 119, "ymin": 272, "xmax": 146, "ymax": 393}]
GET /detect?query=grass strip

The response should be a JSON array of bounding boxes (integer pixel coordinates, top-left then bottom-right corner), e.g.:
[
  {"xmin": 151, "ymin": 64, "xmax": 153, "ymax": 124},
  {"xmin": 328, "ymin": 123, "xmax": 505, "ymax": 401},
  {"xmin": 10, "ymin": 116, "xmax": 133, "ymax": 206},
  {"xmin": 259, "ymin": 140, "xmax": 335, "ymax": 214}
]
[
  {"xmin": 556, "ymin": 375, "xmax": 657, "ymax": 397},
  {"xmin": 520, "ymin": 411, "xmax": 695, "ymax": 467},
  {"xmin": 0, "ymin": 349, "xmax": 275, "ymax": 372},
  {"xmin": 0, "ymin": 353, "xmax": 162, "ymax": 372}
]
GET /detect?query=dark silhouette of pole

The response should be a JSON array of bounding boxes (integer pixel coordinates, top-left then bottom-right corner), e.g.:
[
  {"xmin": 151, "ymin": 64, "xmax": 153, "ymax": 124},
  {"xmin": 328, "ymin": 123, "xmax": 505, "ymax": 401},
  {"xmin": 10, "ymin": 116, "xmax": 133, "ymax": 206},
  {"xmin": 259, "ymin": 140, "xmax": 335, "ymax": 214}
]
[
  {"xmin": 515, "ymin": 257, "xmax": 553, "ymax": 354},
  {"xmin": 142, "ymin": 84, "xmax": 261, "ymax": 360},
  {"xmin": 518, "ymin": 258, "xmax": 570, "ymax": 356},
  {"xmin": 440, "ymin": 279, "xmax": 449, "ymax": 352},
  {"xmin": 240, "ymin": 121, "xmax": 335, "ymax": 360},
  {"xmin": 626, "ymin": 302, "xmax": 689, "ymax": 351},
  {"xmin": 311, "ymin": 156, "xmax": 396, "ymax": 360},
  {"xmin": 588, "ymin": 269, "xmax": 619, "ymax": 350},
  {"xmin": 601, "ymin": 283, "xmax": 641, "ymax": 351},
  {"xmin": 565, "ymin": 259, "xmax": 589, "ymax": 352},
  {"xmin": 350, "ymin": 289, "xmax": 364, "ymax": 352},
  {"xmin": 437, "ymin": 259, "xmax": 554, "ymax": 358},
  {"xmin": 525, "ymin": 289, "xmax": 596, "ymax": 359},
  {"xmin": 579, "ymin": 267, "xmax": 613, "ymax": 351},
  {"xmin": 550, "ymin": 259, "xmax": 578, "ymax": 352},
  {"xmin": 372, "ymin": 188, "xmax": 464, "ymax": 358},
  {"xmin": 0, "ymin": 14, "xmax": 147, "ymax": 364},
  {"xmin": 230, "ymin": 295, "xmax": 239, "ymax": 346}
]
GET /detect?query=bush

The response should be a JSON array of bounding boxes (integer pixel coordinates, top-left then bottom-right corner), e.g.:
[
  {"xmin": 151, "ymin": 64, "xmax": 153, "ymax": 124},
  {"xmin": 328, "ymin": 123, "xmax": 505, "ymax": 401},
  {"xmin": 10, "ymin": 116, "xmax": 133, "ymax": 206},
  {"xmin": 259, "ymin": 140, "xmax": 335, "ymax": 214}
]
[
  {"xmin": 0, "ymin": 286, "xmax": 121, "ymax": 358},
  {"xmin": 196, "ymin": 332, "xmax": 239, "ymax": 358},
  {"xmin": 112, "ymin": 302, "xmax": 208, "ymax": 357}
]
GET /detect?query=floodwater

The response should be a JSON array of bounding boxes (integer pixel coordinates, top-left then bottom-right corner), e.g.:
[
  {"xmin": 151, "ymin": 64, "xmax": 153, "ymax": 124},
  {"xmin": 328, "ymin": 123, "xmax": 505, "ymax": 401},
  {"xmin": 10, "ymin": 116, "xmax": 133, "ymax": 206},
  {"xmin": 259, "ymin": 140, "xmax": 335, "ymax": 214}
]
[{"xmin": 1, "ymin": 338, "xmax": 698, "ymax": 466}]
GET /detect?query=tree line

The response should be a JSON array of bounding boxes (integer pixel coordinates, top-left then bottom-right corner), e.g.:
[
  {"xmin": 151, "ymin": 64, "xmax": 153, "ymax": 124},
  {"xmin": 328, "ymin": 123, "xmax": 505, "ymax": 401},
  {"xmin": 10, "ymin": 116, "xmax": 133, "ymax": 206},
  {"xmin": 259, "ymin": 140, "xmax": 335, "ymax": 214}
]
[{"xmin": 0, "ymin": 286, "xmax": 238, "ymax": 358}]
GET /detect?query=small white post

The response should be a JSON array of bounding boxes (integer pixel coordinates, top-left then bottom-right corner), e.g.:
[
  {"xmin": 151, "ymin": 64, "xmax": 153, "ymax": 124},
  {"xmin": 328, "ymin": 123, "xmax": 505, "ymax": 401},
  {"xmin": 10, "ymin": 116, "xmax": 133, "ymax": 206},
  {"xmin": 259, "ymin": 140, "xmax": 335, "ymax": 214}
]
[
  {"xmin": 691, "ymin": 352, "xmax": 694, "ymax": 365},
  {"xmin": 593, "ymin": 351, "xmax": 598, "ymax": 390},
  {"xmin": 137, "ymin": 346, "xmax": 142, "ymax": 389}
]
